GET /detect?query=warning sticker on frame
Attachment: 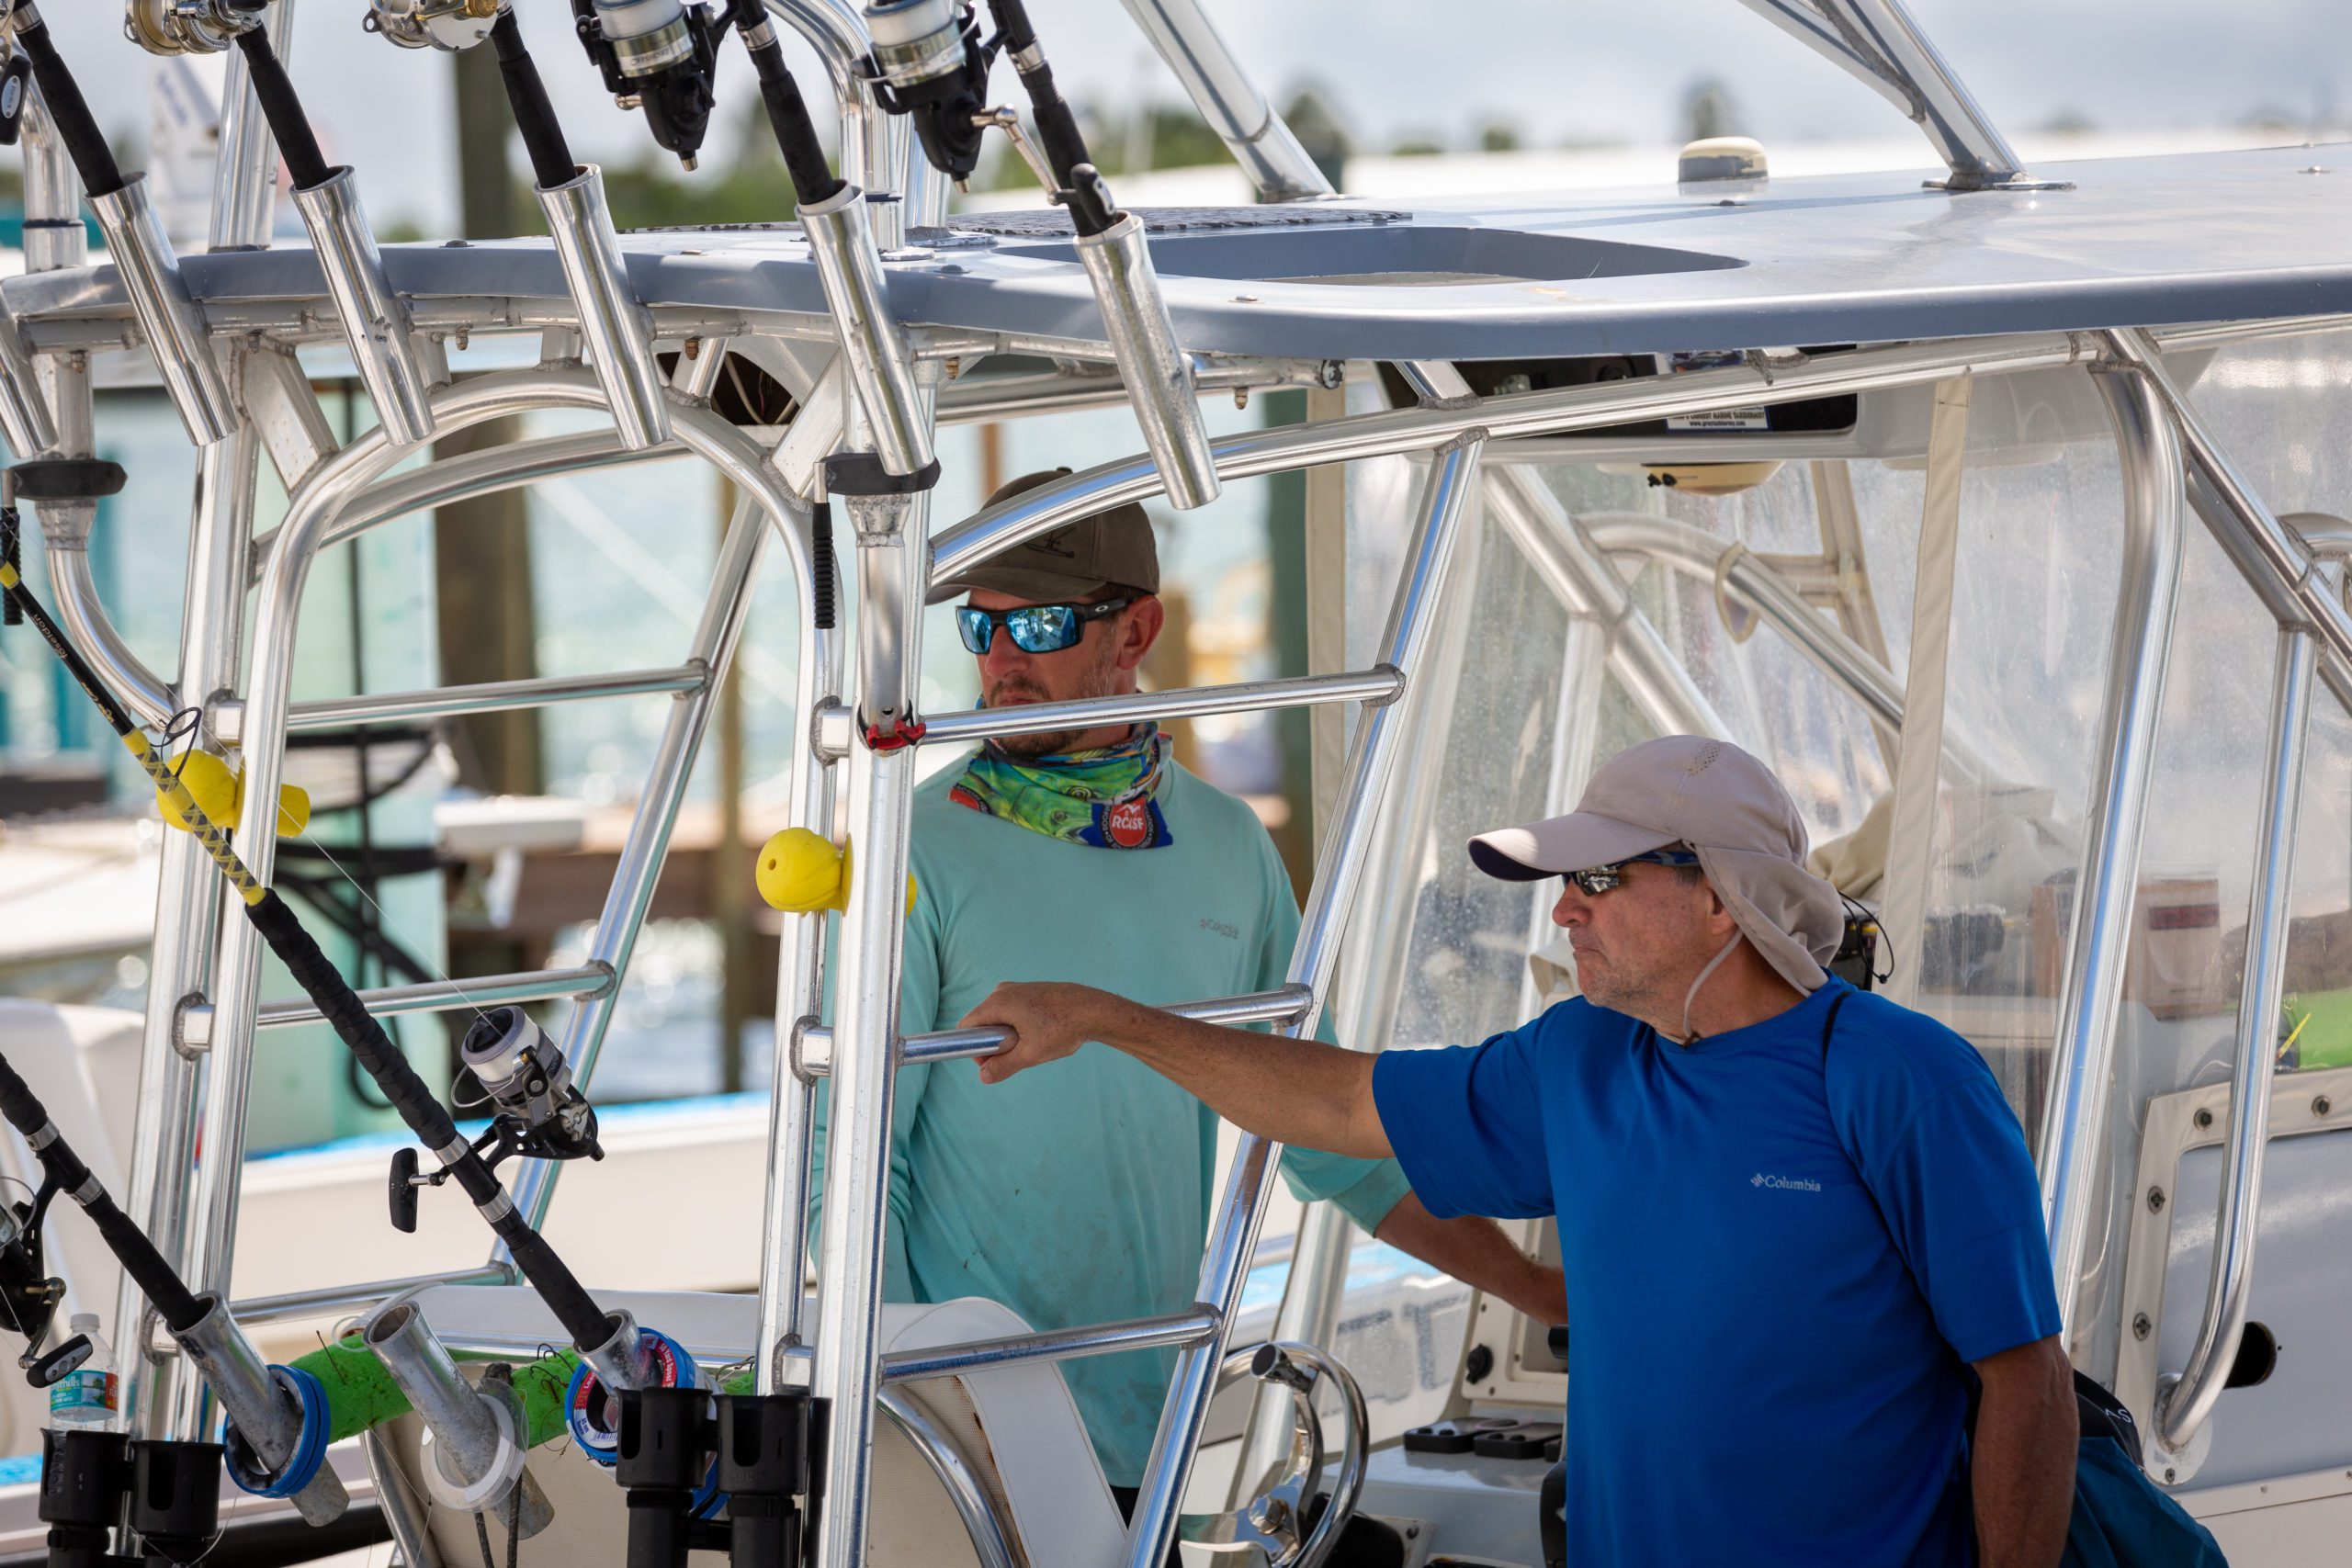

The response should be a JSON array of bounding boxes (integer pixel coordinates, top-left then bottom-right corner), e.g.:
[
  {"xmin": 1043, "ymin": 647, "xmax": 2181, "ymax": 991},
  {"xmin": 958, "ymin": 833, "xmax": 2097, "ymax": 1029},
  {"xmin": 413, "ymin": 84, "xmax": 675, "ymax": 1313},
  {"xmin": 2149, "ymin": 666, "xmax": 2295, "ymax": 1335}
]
[{"xmin": 1660, "ymin": 351, "xmax": 1770, "ymax": 432}]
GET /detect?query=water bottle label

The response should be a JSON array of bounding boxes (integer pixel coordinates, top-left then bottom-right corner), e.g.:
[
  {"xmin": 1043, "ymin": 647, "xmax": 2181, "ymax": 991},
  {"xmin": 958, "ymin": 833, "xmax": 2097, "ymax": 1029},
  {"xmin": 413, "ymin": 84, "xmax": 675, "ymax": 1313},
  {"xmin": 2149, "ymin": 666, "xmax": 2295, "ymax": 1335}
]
[{"xmin": 49, "ymin": 1369, "xmax": 116, "ymax": 1416}]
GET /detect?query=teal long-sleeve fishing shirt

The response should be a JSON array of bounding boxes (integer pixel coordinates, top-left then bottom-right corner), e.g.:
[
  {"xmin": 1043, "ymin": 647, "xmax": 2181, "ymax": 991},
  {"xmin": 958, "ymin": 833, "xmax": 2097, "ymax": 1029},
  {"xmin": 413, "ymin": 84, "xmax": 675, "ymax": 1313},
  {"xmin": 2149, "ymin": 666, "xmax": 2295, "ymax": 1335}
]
[{"xmin": 809, "ymin": 759, "xmax": 1410, "ymax": 1487}]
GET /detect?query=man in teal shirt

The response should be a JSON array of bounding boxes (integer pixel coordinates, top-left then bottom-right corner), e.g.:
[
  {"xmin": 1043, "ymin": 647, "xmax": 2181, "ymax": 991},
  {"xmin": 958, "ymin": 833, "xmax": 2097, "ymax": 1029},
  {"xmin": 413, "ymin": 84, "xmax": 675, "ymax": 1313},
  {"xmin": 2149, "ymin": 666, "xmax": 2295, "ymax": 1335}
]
[{"xmin": 811, "ymin": 472, "xmax": 1564, "ymax": 1502}]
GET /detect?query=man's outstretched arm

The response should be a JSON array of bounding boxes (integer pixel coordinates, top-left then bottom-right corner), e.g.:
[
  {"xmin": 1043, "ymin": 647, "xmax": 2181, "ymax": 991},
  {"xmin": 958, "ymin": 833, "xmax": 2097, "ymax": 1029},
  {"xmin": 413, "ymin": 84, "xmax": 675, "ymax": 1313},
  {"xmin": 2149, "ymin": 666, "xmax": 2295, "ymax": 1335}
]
[
  {"xmin": 964, "ymin": 981, "xmax": 1391, "ymax": 1159},
  {"xmin": 1377, "ymin": 1195, "xmax": 1567, "ymax": 1325}
]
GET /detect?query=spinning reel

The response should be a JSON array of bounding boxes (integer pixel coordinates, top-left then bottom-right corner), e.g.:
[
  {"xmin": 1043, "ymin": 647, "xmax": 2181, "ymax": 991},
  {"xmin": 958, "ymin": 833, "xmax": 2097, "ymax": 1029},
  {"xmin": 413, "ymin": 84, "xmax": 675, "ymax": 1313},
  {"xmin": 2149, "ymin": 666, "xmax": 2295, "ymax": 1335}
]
[
  {"xmin": 571, "ymin": 0, "xmax": 722, "ymax": 168},
  {"xmin": 387, "ymin": 1006, "xmax": 603, "ymax": 1233},
  {"xmin": 0, "ymin": 1186, "xmax": 79, "ymax": 1391}
]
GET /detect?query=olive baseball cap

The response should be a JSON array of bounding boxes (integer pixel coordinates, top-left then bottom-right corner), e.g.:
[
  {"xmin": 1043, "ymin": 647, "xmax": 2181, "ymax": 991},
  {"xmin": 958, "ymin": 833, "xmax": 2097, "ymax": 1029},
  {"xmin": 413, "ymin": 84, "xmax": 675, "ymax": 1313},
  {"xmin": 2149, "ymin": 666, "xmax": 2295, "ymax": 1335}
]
[
  {"xmin": 932, "ymin": 468, "xmax": 1159, "ymax": 604},
  {"xmin": 1467, "ymin": 736, "xmax": 1845, "ymax": 994}
]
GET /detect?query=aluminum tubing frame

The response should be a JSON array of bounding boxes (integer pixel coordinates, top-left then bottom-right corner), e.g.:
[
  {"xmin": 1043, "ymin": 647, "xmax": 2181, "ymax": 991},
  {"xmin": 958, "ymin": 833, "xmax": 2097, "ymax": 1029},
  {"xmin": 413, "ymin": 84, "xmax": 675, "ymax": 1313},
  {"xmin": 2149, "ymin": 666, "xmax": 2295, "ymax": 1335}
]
[
  {"xmin": 1745, "ymin": 0, "xmax": 2027, "ymax": 188},
  {"xmin": 2152, "ymin": 625, "xmax": 2311, "ymax": 1466},
  {"xmin": 1123, "ymin": 429, "xmax": 1487, "ymax": 1568},
  {"xmin": 2037, "ymin": 356, "xmax": 2186, "ymax": 1344},
  {"xmin": 931, "ymin": 333, "xmax": 2090, "ymax": 587},
  {"xmin": 811, "ymin": 480, "xmax": 933, "ymax": 1568},
  {"xmin": 169, "ymin": 371, "xmax": 818, "ymax": 1419},
  {"xmin": 876, "ymin": 1389, "xmax": 1018, "ymax": 1568},
  {"xmin": 752, "ymin": 603, "xmax": 841, "ymax": 1394},
  {"xmin": 502, "ymin": 491, "xmax": 773, "ymax": 1243},
  {"xmin": 1483, "ymin": 468, "xmax": 1734, "ymax": 742},
  {"xmin": 1114, "ymin": 0, "xmax": 1334, "ymax": 202},
  {"xmin": 124, "ymin": 34, "xmax": 287, "ymax": 1435}
]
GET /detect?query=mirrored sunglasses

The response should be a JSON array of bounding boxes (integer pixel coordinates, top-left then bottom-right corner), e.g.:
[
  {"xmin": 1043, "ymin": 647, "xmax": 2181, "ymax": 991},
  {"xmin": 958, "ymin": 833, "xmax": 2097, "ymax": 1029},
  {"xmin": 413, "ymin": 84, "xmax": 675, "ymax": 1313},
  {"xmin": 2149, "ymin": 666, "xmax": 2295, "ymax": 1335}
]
[{"xmin": 956, "ymin": 596, "xmax": 1134, "ymax": 656}]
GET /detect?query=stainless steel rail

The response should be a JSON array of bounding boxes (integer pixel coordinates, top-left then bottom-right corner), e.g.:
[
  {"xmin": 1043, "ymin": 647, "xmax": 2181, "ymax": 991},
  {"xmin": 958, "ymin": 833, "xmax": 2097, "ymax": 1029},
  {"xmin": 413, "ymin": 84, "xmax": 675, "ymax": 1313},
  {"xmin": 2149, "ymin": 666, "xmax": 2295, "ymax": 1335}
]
[
  {"xmin": 1115, "ymin": 0, "xmax": 1335, "ymax": 201},
  {"xmin": 228, "ymin": 1265, "xmax": 517, "ymax": 1330},
  {"xmin": 907, "ymin": 669, "xmax": 1401, "ymax": 751},
  {"xmin": 2153, "ymin": 626, "xmax": 2310, "ymax": 1462},
  {"xmin": 131, "ymin": 43, "xmax": 285, "ymax": 1438},
  {"xmin": 252, "ymin": 964, "xmax": 613, "ymax": 1032},
  {"xmin": 792, "ymin": 986, "xmax": 1315, "ymax": 1074},
  {"xmin": 286, "ymin": 666, "xmax": 707, "ymax": 731},
  {"xmin": 876, "ymin": 1389, "xmax": 1018, "ymax": 1568},
  {"xmin": 510, "ymin": 495, "xmax": 775, "ymax": 1235},
  {"xmin": 1484, "ymin": 471, "xmax": 1734, "ymax": 743},
  {"xmin": 879, "ymin": 1310, "xmax": 1221, "ymax": 1384},
  {"xmin": 1747, "ymin": 0, "xmax": 2029, "ymax": 188},
  {"xmin": 933, "ymin": 333, "xmax": 2089, "ymax": 587},
  {"xmin": 2037, "ymin": 349, "xmax": 2186, "ymax": 1337},
  {"xmin": 1124, "ymin": 429, "xmax": 1487, "ymax": 1568}
]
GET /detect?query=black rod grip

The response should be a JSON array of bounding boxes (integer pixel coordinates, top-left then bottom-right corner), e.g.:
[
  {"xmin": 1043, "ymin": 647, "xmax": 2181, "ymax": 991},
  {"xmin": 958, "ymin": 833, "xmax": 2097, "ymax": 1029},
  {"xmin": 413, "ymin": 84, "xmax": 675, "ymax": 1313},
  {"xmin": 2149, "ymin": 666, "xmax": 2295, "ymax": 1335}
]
[
  {"xmin": 11, "ymin": 17, "xmax": 124, "ymax": 197},
  {"xmin": 232, "ymin": 28, "xmax": 332, "ymax": 193},
  {"xmin": 246, "ymin": 891, "xmax": 458, "ymax": 1150},
  {"xmin": 0, "ymin": 1046, "xmax": 203, "ymax": 1331},
  {"xmin": 492, "ymin": 9, "xmax": 581, "ymax": 192},
  {"xmin": 726, "ymin": 0, "xmax": 842, "ymax": 207}
]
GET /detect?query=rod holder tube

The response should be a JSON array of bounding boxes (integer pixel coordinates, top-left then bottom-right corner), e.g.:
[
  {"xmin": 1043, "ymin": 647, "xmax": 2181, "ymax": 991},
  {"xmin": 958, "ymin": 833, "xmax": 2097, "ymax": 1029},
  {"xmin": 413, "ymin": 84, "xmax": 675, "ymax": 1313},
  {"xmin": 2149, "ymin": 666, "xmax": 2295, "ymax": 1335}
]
[
  {"xmin": 0, "ymin": 295, "xmax": 57, "ymax": 457},
  {"xmin": 173, "ymin": 1294, "xmax": 348, "ymax": 1527},
  {"xmin": 1073, "ymin": 211, "xmax": 1218, "ymax": 510},
  {"xmin": 535, "ymin": 165, "xmax": 672, "ymax": 452},
  {"xmin": 290, "ymin": 168, "xmax": 436, "ymax": 448},
  {"xmin": 364, "ymin": 1301, "xmax": 553, "ymax": 1538},
  {"xmin": 797, "ymin": 185, "xmax": 932, "ymax": 477},
  {"xmin": 85, "ymin": 175, "xmax": 239, "ymax": 446},
  {"xmin": 582, "ymin": 1308, "xmax": 650, "ymax": 1395}
]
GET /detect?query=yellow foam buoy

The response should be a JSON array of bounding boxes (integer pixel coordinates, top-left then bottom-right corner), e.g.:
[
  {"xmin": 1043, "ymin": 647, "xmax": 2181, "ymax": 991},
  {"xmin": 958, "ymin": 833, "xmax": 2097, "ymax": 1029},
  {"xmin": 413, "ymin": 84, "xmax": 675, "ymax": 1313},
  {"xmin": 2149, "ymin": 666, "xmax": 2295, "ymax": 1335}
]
[
  {"xmin": 756, "ymin": 828, "xmax": 915, "ymax": 915},
  {"xmin": 156, "ymin": 749, "xmax": 311, "ymax": 839}
]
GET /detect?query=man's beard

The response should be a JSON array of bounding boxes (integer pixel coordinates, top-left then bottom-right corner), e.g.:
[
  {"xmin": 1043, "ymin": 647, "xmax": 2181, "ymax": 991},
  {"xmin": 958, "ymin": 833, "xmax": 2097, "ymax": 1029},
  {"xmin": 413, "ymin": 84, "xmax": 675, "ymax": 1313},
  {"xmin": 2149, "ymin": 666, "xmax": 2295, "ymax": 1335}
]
[{"xmin": 985, "ymin": 662, "xmax": 1119, "ymax": 758}]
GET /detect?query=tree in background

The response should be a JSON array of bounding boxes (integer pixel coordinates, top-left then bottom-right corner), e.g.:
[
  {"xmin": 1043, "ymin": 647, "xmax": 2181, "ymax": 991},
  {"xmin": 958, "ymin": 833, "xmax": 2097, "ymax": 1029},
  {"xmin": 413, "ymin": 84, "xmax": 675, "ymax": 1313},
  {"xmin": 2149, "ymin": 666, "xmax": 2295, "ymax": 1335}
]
[
  {"xmin": 1680, "ymin": 76, "xmax": 1741, "ymax": 142},
  {"xmin": 1282, "ymin": 82, "xmax": 1352, "ymax": 189}
]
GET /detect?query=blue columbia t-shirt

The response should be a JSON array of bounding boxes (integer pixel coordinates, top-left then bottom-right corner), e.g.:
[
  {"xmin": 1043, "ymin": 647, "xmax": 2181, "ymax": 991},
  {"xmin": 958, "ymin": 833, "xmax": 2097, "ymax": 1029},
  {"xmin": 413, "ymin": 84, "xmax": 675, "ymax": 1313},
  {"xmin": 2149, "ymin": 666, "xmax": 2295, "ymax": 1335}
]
[{"xmin": 1373, "ymin": 978, "xmax": 2061, "ymax": 1568}]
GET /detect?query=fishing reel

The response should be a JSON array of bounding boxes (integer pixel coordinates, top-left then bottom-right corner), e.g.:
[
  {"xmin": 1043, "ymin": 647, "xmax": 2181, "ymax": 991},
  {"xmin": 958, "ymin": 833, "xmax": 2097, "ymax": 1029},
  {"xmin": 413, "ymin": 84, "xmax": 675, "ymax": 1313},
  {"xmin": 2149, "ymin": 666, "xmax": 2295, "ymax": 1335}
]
[
  {"xmin": 122, "ymin": 0, "xmax": 268, "ymax": 55},
  {"xmin": 364, "ymin": 0, "xmax": 503, "ymax": 52},
  {"xmin": 571, "ymin": 0, "xmax": 722, "ymax": 169},
  {"xmin": 862, "ymin": 0, "xmax": 989, "ymax": 183},
  {"xmin": 386, "ymin": 1007, "xmax": 601, "ymax": 1233},
  {"xmin": 0, "ymin": 1184, "xmax": 82, "ymax": 1390}
]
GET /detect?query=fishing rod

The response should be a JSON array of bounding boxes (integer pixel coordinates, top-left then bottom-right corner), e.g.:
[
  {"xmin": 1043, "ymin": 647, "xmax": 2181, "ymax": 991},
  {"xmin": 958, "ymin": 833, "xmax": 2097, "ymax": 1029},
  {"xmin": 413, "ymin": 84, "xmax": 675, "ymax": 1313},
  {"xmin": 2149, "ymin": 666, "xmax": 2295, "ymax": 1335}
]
[
  {"xmin": 0, "ymin": 481, "xmax": 672, "ymax": 1440},
  {"xmin": 122, "ymin": 0, "xmax": 437, "ymax": 447},
  {"xmin": 369, "ymin": 2, "xmax": 675, "ymax": 450},
  {"xmin": 2, "ymin": 4, "xmax": 236, "ymax": 446},
  {"xmin": 856, "ymin": 0, "xmax": 1220, "ymax": 506}
]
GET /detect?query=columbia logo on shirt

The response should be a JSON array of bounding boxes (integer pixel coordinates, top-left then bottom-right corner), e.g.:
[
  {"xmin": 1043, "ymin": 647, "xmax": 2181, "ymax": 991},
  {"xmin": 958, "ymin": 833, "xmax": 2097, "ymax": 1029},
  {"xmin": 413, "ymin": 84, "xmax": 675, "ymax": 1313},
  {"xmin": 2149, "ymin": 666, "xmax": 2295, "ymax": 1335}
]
[{"xmin": 1751, "ymin": 1172, "xmax": 1822, "ymax": 1191}]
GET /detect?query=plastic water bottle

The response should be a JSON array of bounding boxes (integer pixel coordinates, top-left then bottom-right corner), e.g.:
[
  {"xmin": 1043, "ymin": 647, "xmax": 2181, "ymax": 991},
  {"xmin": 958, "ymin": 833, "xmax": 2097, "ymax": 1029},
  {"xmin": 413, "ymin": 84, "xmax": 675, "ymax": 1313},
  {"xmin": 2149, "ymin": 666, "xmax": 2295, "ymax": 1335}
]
[{"xmin": 47, "ymin": 1314, "xmax": 118, "ymax": 1432}]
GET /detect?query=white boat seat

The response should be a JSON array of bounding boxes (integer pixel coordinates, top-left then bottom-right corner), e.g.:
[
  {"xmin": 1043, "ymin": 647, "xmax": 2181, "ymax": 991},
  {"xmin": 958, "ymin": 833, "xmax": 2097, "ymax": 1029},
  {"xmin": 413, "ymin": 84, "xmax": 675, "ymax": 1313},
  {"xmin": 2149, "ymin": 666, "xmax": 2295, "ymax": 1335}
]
[{"xmin": 382, "ymin": 1284, "xmax": 1127, "ymax": 1567}]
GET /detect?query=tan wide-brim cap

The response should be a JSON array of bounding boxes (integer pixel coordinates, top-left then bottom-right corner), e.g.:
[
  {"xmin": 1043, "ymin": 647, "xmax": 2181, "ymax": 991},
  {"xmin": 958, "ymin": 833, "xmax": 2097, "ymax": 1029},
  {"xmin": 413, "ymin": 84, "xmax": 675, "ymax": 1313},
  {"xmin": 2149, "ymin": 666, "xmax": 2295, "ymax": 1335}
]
[
  {"xmin": 1468, "ymin": 735, "xmax": 1845, "ymax": 994},
  {"xmin": 930, "ymin": 468, "xmax": 1159, "ymax": 604}
]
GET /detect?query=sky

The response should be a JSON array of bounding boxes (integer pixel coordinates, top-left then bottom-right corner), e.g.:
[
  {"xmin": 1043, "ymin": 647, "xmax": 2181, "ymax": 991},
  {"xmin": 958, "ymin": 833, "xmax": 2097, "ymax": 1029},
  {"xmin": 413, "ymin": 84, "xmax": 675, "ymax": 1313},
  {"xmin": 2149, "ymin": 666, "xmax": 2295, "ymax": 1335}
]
[{"xmin": 27, "ymin": 0, "xmax": 2352, "ymax": 234}]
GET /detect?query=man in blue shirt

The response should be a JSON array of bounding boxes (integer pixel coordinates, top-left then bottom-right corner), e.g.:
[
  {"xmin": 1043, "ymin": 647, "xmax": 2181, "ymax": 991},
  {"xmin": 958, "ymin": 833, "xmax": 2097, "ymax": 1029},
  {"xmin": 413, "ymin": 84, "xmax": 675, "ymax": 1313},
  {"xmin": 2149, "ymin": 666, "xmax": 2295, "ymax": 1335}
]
[{"xmin": 962, "ymin": 735, "xmax": 2079, "ymax": 1566}]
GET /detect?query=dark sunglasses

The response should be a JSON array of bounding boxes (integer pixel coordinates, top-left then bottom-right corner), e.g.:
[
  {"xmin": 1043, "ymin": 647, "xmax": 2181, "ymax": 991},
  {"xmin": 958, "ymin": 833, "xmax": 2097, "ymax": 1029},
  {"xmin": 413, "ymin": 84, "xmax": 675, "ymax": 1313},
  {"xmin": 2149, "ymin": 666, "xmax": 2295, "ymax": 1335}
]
[
  {"xmin": 1566, "ymin": 845, "xmax": 1701, "ymax": 897},
  {"xmin": 956, "ymin": 596, "xmax": 1134, "ymax": 656}
]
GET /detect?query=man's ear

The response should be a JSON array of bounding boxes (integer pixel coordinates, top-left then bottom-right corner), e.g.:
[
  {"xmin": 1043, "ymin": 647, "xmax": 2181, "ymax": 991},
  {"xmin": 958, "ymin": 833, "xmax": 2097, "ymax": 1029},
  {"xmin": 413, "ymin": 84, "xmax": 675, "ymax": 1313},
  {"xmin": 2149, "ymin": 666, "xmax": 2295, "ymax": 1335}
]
[
  {"xmin": 1702, "ymin": 879, "xmax": 1741, "ymax": 939},
  {"xmin": 1114, "ymin": 595, "xmax": 1165, "ymax": 672}
]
